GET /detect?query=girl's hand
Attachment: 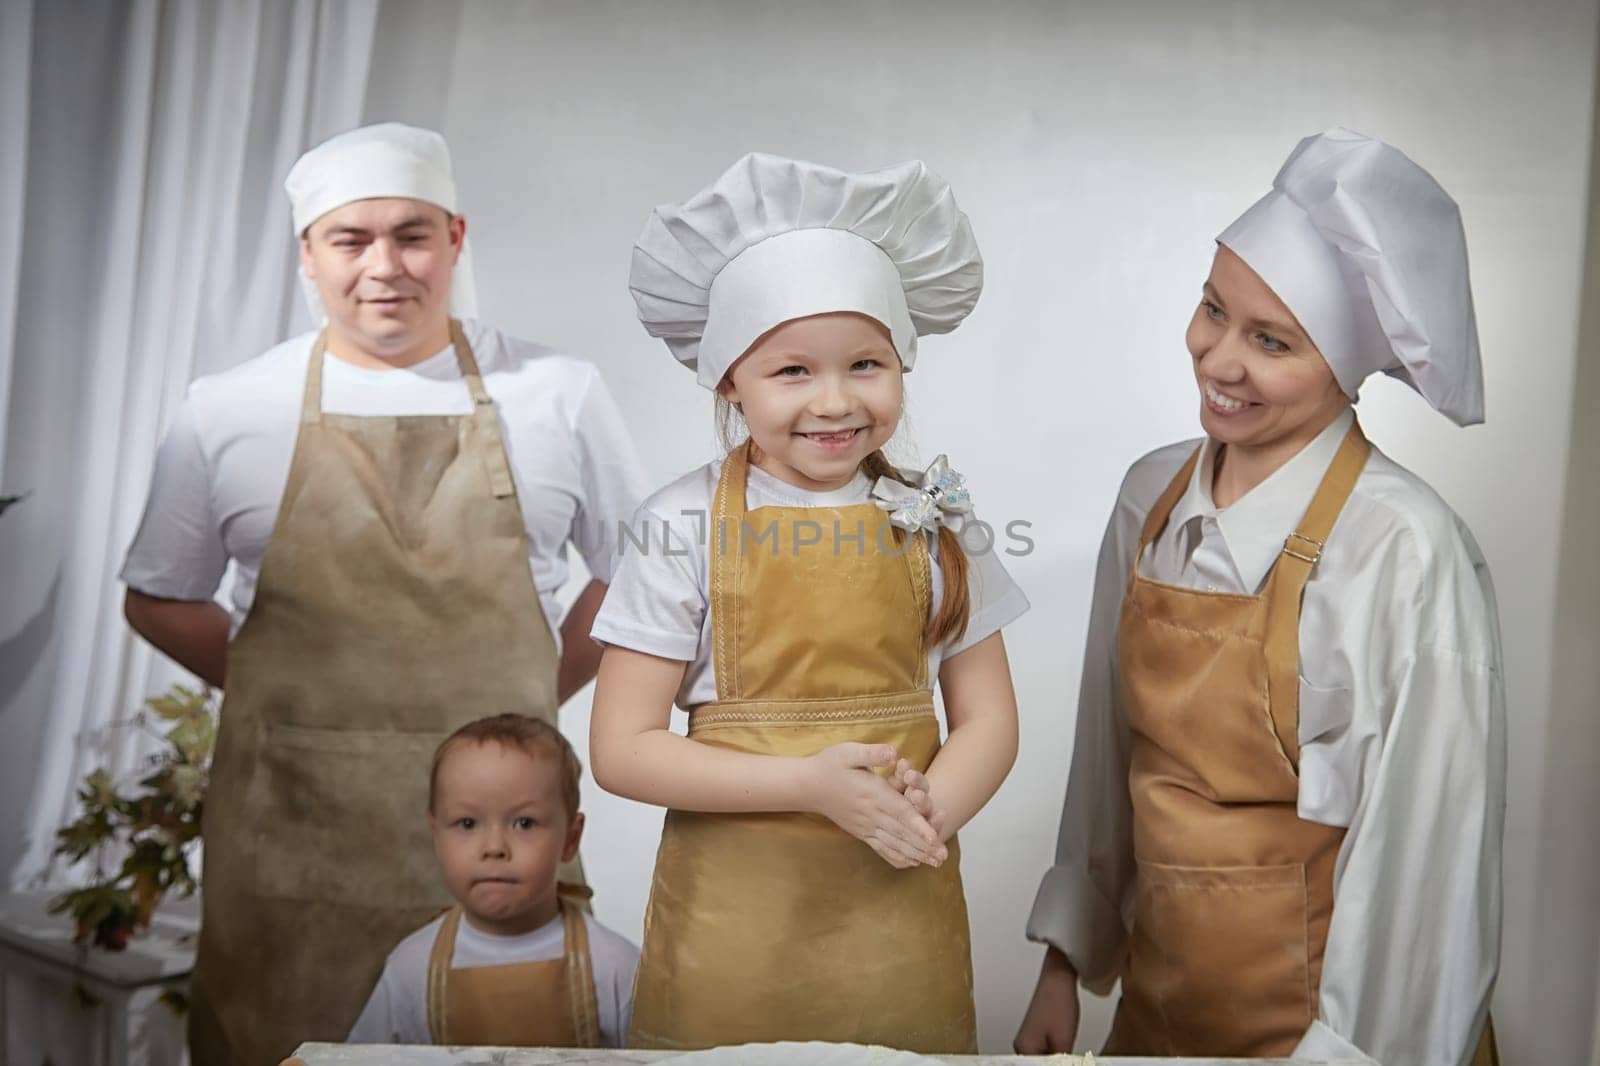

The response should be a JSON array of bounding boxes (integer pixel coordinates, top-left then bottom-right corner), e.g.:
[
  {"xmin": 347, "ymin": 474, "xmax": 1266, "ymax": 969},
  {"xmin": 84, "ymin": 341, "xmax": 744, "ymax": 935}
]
[
  {"xmin": 891, "ymin": 759, "xmax": 948, "ymax": 841},
  {"xmin": 805, "ymin": 744, "xmax": 949, "ymax": 869}
]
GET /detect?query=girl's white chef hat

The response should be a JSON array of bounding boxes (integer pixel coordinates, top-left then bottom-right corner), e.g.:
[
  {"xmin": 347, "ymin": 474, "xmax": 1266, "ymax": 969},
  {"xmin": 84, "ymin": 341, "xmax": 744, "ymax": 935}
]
[
  {"xmin": 284, "ymin": 122, "xmax": 478, "ymax": 322},
  {"xmin": 1217, "ymin": 127, "xmax": 1483, "ymax": 425},
  {"xmin": 629, "ymin": 153, "xmax": 983, "ymax": 389}
]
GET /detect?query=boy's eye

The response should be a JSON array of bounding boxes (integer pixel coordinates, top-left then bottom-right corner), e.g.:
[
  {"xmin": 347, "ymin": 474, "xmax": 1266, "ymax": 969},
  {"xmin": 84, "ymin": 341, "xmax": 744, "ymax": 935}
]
[
  {"xmin": 513, "ymin": 816, "xmax": 537, "ymax": 830},
  {"xmin": 454, "ymin": 817, "xmax": 476, "ymax": 830}
]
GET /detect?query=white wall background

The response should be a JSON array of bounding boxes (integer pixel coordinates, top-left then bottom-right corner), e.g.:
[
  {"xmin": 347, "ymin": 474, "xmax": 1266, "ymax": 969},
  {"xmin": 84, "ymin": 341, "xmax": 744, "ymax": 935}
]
[
  {"xmin": 399, "ymin": 0, "xmax": 1600, "ymax": 1058},
  {"xmin": 1, "ymin": 1, "xmax": 1595, "ymax": 1062}
]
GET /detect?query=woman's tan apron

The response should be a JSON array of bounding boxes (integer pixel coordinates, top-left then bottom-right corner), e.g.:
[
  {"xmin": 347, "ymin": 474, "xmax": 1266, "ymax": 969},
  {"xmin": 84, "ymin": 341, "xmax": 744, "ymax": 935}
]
[
  {"xmin": 189, "ymin": 322, "xmax": 582, "ymax": 1066},
  {"xmin": 424, "ymin": 889, "xmax": 601, "ymax": 1047},
  {"xmin": 628, "ymin": 444, "xmax": 977, "ymax": 1053},
  {"xmin": 1105, "ymin": 420, "xmax": 1498, "ymax": 1065}
]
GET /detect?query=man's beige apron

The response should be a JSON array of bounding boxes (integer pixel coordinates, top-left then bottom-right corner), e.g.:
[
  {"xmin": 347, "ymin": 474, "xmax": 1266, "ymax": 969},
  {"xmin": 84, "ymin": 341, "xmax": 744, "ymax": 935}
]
[
  {"xmin": 424, "ymin": 889, "xmax": 601, "ymax": 1047},
  {"xmin": 628, "ymin": 444, "xmax": 977, "ymax": 1053},
  {"xmin": 190, "ymin": 323, "xmax": 580, "ymax": 1065},
  {"xmin": 1105, "ymin": 420, "xmax": 1498, "ymax": 1064}
]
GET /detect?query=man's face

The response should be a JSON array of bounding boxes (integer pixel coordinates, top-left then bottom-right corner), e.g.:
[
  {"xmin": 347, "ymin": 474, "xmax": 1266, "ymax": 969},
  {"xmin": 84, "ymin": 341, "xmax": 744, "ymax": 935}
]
[{"xmin": 299, "ymin": 197, "xmax": 465, "ymax": 364}]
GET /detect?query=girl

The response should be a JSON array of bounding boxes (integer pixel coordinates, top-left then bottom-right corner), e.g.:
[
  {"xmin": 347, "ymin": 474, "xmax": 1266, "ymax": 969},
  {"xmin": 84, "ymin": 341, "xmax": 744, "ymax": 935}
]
[
  {"xmin": 590, "ymin": 153, "xmax": 1028, "ymax": 1053},
  {"xmin": 1015, "ymin": 128, "xmax": 1504, "ymax": 1066}
]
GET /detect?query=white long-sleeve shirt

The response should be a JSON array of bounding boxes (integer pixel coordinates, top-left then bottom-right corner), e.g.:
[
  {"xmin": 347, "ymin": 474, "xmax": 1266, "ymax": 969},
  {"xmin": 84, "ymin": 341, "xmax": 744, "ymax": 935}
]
[{"xmin": 1026, "ymin": 409, "xmax": 1506, "ymax": 1066}]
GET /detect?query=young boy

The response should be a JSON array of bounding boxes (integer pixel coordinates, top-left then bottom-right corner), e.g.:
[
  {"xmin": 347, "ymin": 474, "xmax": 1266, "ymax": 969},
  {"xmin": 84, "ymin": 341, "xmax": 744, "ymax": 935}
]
[{"xmin": 348, "ymin": 715, "xmax": 638, "ymax": 1048}]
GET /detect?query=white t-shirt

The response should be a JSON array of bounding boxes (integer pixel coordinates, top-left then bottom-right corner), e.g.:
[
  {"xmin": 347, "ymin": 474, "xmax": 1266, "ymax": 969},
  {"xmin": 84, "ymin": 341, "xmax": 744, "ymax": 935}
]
[
  {"xmin": 1026, "ymin": 409, "xmax": 1506, "ymax": 1066},
  {"xmin": 120, "ymin": 319, "xmax": 651, "ymax": 648},
  {"xmin": 347, "ymin": 909, "xmax": 639, "ymax": 1048},
  {"xmin": 590, "ymin": 455, "xmax": 1031, "ymax": 708}
]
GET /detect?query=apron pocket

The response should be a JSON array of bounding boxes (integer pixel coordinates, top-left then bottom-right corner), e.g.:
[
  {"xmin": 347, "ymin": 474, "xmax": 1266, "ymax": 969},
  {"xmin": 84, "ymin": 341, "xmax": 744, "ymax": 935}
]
[
  {"xmin": 1123, "ymin": 858, "xmax": 1313, "ymax": 1056},
  {"xmin": 241, "ymin": 722, "xmax": 447, "ymax": 908}
]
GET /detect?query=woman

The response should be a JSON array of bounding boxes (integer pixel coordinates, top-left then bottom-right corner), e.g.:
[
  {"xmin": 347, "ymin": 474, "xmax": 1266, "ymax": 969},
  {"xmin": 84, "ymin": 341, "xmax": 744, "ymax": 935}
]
[{"xmin": 1015, "ymin": 128, "xmax": 1503, "ymax": 1066}]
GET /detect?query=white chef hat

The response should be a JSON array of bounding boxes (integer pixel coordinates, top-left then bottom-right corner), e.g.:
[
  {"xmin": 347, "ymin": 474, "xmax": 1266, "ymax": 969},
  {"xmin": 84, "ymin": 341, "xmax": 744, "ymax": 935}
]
[
  {"xmin": 1217, "ymin": 127, "xmax": 1483, "ymax": 426},
  {"xmin": 284, "ymin": 122, "xmax": 478, "ymax": 322},
  {"xmin": 629, "ymin": 153, "xmax": 983, "ymax": 389}
]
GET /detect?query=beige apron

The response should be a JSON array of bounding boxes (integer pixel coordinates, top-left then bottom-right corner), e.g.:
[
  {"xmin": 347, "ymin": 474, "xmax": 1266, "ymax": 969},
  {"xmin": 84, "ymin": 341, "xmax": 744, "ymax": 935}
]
[
  {"xmin": 425, "ymin": 887, "xmax": 601, "ymax": 1047},
  {"xmin": 628, "ymin": 444, "xmax": 977, "ymax": 1053},
  {"xmin": 190, "ymin": 323, "xmax": 581, "ymax": 1065},
  {"xmin": 1105, "ymin": 420, "xmax": 1498, "ymax": 1064}
]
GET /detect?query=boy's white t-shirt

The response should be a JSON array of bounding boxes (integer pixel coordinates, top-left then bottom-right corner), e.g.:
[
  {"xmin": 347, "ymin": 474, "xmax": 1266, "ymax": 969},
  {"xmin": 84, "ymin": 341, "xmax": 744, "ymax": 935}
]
[
  {"xmin": 590, "ymin": 455, "xmax": 1031, "ymax": 708},
  {"xmin": 347, "ymin": 908, "xmax": 639, "ymax": 1048}
]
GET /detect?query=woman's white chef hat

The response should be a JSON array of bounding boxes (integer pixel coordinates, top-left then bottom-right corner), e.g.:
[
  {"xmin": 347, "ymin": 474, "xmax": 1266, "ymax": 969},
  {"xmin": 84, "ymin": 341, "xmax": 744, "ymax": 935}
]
[
  {"xmin": 283, "ymin": 122, "xmax": 478, "ymax": 322},
  {"xmin": 1217, "ymin": 127, "xmax": 1483, "ymax": 425},
  {"xmin": 628, "ymin": 153, "xmax": 983, "ymax": 389}
]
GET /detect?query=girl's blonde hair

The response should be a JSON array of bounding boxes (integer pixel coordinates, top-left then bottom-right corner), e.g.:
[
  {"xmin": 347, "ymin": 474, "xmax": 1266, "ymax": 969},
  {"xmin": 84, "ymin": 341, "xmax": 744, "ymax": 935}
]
[{"xmin": 715, "ymin": 396, "xmax": 971, "ymax": 649}]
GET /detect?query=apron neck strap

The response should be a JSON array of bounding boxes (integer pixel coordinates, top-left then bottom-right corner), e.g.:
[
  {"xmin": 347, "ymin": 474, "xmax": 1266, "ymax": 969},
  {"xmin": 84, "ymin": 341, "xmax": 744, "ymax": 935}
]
[
  {"xmin": 300, "ymin": 320, "xmax": 489, "ymax": 424},
  {"xmin": 425, "ymin": 906, "xmax": 463, "ymax": 1043},
  {"xmin": 1276, "ymin": 417, "xmax": 1370, "ymax": 571},
  {"xmin": 1136, "ymin": 445, "xmax": 1203, "ymax": 555},
  {"xmin": 558, "ymin": 895, "xmax": 602, "ymax": 1047}
]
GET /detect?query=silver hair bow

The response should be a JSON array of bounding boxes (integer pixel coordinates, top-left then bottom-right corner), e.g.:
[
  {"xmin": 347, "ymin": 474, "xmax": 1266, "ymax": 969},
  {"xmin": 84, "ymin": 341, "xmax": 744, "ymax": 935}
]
[{"xmin": 870, "ymin": 455, "xmax": 973, "ymax": 534}]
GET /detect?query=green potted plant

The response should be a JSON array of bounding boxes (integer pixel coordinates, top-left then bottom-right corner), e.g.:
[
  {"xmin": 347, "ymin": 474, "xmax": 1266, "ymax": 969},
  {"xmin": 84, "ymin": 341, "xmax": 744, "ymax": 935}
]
[{"xmin": 49, "ymin": 684, "xmax": 215, "ymax": 952}]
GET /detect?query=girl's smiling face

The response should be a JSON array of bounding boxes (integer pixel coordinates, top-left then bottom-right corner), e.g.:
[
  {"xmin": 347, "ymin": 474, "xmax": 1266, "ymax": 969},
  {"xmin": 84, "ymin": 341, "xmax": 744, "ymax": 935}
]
[
  {"xmin": 1187, "ymin": 245, "xmax": 1350, "ymax": 457},
  {"xmin": 718, "ymin": 312, "xmax": 903, "ymax": 492}
]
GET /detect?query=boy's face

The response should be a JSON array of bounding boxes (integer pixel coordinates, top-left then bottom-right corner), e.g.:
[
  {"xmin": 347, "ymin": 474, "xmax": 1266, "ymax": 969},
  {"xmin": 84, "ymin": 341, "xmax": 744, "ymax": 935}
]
[{"xmin": 428, "ymin": 741, "xmax": 583, "ymax": 936}]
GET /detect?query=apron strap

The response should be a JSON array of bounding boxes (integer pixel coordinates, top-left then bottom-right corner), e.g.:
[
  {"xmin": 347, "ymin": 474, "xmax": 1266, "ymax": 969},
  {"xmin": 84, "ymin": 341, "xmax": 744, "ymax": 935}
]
[
  {"xmin": 425, "ymin": 906, "xmax": 463, "ymax": 1044},
  {"xmin": 559, "ymin": 895, "xmax": 603, "ymax": 1048},
  {"xmin": 710, "ymin": 444, "xmax": 753, "ymax": 702},
  {"xmin": 1136, "ymin": 445, "xmax": 1204, "ymax": 557},
  {"xmin": 450, "ymin": 319, "xmax": 518, "ymax": 499},
  {"xmin": 1262, "ymin": 418, "xmax": 1372, "ymax": 769},
  {"xmin": 301, "ymin": 329, "xmax": 329, "ymax": 425}
]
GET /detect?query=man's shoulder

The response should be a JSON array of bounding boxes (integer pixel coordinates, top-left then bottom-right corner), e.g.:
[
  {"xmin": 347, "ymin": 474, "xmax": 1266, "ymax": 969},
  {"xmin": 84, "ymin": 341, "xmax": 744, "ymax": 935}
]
[
  {"xmin": 467, "ymin": 319, "xmax": 600, "ymax": 390},
  {"xmin": 185, "ymin": 331, "xmax": 315, "ymax": 411}
]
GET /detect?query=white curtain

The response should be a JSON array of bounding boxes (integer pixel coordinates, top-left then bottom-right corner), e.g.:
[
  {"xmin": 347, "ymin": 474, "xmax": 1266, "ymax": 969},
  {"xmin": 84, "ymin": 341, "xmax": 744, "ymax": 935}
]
[
  {"xmin": 0, "ymin": 3, "xmax": 384, "ymax": 1059},
  {"xmin": 1, "ymin": 0, "xmax": 381, "ymax": 893}
]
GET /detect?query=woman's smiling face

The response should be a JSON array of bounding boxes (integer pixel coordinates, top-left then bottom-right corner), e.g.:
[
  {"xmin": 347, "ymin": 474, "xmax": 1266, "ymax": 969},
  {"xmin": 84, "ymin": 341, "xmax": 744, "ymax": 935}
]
[{"xmin": 1186, "ymin": 244, "xmax": 1350, "ymax": 456}]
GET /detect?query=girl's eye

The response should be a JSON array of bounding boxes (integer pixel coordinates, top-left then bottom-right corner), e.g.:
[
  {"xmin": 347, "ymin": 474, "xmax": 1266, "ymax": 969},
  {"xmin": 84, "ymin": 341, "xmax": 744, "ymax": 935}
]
[
  {"xmin": 775, "ymin": 365, "xmax": 807, "ymax": 378},
  {"xmin": 513, "ymin": 816, "xmax": 536, "ymax": 830},
  {"xmin": 1202, "ymin": 300, "xmax": 1224, "ymax": 321},
  {"xmin": 1259, "ymin": 333, "xmax": 1289, "ymax": 353},
  {"xmin": 851, "ymin": 358, "xmax": 882, "ymax": 372}
]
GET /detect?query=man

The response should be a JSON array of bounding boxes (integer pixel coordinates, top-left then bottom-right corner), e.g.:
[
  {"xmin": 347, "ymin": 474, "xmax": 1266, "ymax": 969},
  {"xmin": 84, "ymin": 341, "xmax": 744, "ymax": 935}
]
[{"xmin": 120, "ymin": 123, "xmax": 648, "ymax": 1065}]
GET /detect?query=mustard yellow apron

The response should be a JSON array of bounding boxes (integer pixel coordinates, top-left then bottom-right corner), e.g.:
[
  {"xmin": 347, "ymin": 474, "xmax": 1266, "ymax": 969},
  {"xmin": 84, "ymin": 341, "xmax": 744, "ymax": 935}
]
[
  {"xmin": 1106, "ymin": 420, "xmax": 1497, "ymax": 1064},
  {"xmin": 425, "ymin": 888, "xmax": 601, "ymax": 1047},
  {"xmin": 190, "ymin": 323, "xmax": 580, "ymax": 1065},
  {"xmin": 628, "ymin": 444, "xmax": 977, "ymax": 1053}
]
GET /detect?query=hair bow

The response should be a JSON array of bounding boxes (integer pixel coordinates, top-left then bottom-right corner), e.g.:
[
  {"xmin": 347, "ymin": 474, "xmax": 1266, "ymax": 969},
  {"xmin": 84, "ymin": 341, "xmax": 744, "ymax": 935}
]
[{"xmin": 870, "ymin": 455, "xmax": 973, "ymax": 534}]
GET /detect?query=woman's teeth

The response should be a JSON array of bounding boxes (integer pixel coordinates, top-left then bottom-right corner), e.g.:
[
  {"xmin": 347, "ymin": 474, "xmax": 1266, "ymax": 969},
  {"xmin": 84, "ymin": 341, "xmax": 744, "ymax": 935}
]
[{"xmin": 1204, "ymin": 381, "xmax": 1249, "ymax": 412}]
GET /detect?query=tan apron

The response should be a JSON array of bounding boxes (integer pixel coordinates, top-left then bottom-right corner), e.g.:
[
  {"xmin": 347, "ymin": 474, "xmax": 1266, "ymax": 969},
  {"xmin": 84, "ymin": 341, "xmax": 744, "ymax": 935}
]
[
  {"xmin": 425, "ymin": 888, "xmax": 601, "ymax": 1047},
  {"xmin": 1106, "ymin": 420, "xmax": 1498, "ymax": 1065},
  {"xmin": 628, "ymin": 444, "xmax": 977, "ymax": 1053},
  {"xmin": 190, "ymin": 323, "xmax": 581, "ymax": 1066}
]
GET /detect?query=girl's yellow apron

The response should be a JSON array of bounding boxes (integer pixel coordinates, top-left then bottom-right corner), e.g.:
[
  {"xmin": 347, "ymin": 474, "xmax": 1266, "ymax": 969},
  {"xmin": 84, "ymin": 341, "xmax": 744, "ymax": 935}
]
[
  {"xmin": 189, "ymin": 323, "xmax": 581, "ymax": 1065},
  {"xmin": 424, "ymin": 889, "xmax": 600, "ymax": 1047},
  {"xmin": 628, "ymin": 444, "xmax": 977, "ymax": 1053},
  {"xmin": 1106, "ymin": 420, "xmax": 1497, "ymax": 1064}
]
